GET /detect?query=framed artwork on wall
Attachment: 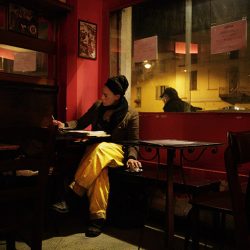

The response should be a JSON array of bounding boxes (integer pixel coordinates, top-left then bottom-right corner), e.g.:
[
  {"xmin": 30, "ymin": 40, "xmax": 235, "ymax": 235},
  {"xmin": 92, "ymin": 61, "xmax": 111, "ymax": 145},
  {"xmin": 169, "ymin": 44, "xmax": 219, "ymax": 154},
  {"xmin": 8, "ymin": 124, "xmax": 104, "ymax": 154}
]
[
  {"xmin": 78, "ymin": 20, "xmax": 97, "ymax": 60},
  {"xmin": 8, "ymin": 3, "xmax": 38, "ymax": 38}
]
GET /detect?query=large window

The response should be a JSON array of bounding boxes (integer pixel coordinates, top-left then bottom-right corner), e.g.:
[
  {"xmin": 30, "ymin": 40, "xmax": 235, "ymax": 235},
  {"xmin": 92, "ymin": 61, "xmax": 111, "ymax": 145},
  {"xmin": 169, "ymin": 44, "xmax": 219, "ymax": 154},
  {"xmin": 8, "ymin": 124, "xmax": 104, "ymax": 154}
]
[{"xmin": 110, "ymin": 0, "xmax": 250, "ymax": 112}]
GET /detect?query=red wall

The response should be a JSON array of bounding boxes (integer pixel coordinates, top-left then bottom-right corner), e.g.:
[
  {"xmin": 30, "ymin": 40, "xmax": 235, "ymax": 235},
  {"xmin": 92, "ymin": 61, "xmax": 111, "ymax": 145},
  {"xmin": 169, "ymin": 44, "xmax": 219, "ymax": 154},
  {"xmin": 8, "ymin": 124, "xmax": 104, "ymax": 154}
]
[
  {"xmin": 58, "ymin": 0, "xmax": 103, "ymax": 121},
  {"xmin": 139, "ymin": 112, "xmax": 250, "ymax": 175},
  {"xmin": 58, "ymin": 0, "xmax": 143, "ymax": 121}
]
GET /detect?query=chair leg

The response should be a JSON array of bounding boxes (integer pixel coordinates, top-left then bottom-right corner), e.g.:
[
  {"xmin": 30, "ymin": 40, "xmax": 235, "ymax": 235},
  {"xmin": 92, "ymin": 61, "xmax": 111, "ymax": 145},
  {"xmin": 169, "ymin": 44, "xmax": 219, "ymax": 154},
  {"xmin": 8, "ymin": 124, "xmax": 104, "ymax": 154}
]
[
  {"xmin": 31, "ymin": 228, "xmax": 42, "ymax": 250},
  {"xmin": 189, "ymin": 206, "xmax": 200, "ymax": 250},
  {"xmin": 6, "ymin": 236, "xmax": 16, "ymax": 250},
  {"xmin": 184, "ymin": 209, "xmax": 192, "ymax": 250},
  {"xmin": 217, "ymin": 212, "xmax": 226, "ymax": 250},
  {"xmin": 30, "ymin": 209, "xmax": 43, "ymax": 250},
  {"xmin": 138, "ymin": 226, "xmax": 145, "ymax": 250},
  {"xmin": 220, "ymin": 213, "xmax": 226, "ymax": 250},
  {"xmin": 138, "ymin": 187, "xmax": 154, "ymax": 250}
]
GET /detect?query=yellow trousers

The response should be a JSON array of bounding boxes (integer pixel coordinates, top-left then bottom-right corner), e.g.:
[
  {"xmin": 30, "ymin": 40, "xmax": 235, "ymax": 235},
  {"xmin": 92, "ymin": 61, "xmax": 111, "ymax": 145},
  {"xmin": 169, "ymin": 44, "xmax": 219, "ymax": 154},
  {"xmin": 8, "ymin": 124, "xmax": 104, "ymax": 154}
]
[{"xmin": 74, "ymin": 142, "xmax": 124, "ymax": 220}]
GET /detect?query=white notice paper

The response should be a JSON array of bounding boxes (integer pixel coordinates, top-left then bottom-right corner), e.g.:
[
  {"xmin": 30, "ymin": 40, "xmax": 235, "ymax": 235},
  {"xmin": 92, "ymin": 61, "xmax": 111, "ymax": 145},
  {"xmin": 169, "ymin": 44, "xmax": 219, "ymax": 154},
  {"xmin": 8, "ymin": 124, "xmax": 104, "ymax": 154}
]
[
  {"xmin": 211, "ymin": 19, "xmax": 247, "ymax": 54},
  {"xmin": 64, "ymin": 130, "xmax": 110, "ymax": 137},
  {"xmin": 13, "ymin": 52, "xmax": 36, "ymax": 72},
  {"xmin": 133, "ymin": 35, "xmax": 158, "ymax": 63}
]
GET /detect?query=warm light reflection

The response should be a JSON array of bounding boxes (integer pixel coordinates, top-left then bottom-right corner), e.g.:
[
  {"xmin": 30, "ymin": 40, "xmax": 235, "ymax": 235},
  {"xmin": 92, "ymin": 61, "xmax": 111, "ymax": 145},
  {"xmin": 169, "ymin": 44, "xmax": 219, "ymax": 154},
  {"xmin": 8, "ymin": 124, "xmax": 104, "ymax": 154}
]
[
  {"xmin": 0, "ymin": 47, "xmax": 14, "ymax": 60},
  {"xmin": 143, "ymin": 60, "xmax": 152, "ymax": 69},
  {"xmin": 175, "ymin": 42, "xmax": 198, "ymax": 54}
]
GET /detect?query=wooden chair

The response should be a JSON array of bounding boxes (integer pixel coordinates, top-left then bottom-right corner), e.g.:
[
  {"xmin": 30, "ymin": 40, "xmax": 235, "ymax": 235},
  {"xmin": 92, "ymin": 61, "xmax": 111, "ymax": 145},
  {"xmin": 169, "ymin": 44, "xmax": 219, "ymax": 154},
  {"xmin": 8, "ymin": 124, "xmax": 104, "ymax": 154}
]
[
  {"xmin": 0, "ymin": 126, "xmax": 55, "ymax": 250},
  {"xmin": 225, "ymin": 131, "xmax": 250, "ymax": 249},
  {"xmin": 188, "ymin": 131, "xmax": 250, "ymax": 249}
]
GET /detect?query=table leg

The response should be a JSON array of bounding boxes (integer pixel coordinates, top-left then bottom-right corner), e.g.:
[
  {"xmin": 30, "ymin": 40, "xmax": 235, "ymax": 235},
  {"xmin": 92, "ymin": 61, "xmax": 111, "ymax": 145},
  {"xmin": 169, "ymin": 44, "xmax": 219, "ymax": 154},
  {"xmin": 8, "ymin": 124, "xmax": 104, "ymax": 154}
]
[{"xmin": 165, "ymin": 148, "xmax": 175, "ymax": 249}]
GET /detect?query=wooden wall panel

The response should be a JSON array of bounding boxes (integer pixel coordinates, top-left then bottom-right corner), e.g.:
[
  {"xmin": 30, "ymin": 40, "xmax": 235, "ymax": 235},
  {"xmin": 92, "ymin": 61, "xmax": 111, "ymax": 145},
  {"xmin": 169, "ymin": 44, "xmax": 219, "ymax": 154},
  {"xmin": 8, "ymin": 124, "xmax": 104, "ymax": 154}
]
[{"xmin": 0, "ymin": 81, "xmax": 57, "ymax": 128}]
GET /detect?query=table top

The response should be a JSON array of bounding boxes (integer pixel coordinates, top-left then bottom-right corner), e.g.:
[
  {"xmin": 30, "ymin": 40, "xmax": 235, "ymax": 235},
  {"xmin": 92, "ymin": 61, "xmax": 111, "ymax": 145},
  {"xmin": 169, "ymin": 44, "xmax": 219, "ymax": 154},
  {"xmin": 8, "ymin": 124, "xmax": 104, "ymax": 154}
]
[
  {"xmin": 0, "ymin": 143, "xmax": 20, "ymax": 151},
  {"xmin": 119, "ymin": 139, "xmax": 223, "ymax": 149},
  {"xmin": 56, "ymin": 129, "xmax": 111, "ymax": 141}
]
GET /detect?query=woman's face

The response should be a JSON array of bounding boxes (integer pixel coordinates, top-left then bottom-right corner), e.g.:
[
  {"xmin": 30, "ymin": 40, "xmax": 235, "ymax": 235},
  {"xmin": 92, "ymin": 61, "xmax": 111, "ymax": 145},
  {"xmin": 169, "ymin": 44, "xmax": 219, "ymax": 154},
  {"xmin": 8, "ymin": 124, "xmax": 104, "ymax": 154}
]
[{"xmin": 101, "ymin": 86, "xmax": 120, "ymax": 106}]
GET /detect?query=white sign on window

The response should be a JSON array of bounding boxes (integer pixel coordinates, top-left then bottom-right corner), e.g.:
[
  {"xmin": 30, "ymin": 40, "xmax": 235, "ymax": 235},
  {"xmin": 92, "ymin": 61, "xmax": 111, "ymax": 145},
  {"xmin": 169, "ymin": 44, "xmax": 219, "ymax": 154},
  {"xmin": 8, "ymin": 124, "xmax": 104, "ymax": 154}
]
[
  {"xmin": 133, "ymin": 35, "xmax": 158, "ymax": 63},
  {"xmin": 211, "ymin": 19, "xmax": 247, "ymax": 54}
]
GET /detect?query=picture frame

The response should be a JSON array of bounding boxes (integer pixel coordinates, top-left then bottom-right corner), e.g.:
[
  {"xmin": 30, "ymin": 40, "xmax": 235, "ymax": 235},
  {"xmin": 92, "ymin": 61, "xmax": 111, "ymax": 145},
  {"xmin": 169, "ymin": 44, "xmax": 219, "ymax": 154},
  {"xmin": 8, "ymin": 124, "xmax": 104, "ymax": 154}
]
[
  {"xmin": 78, "ymin": 20, "xmax": 97, "ymax": 60},
  {"xmin": 8, "ymin": 3, "xmax": 38, "ymax": 38}
]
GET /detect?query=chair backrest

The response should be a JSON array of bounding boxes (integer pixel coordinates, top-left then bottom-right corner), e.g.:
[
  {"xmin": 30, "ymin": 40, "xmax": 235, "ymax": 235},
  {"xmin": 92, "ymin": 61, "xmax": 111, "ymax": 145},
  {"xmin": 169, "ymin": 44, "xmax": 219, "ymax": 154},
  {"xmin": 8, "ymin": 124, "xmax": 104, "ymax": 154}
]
[
  {"xmin": 225, "ymin": 130, "xmax": 250, "ymax": 249},
  {"xmin": 0, "ymin": 126, "xmax": 56, "ymax": 249}
]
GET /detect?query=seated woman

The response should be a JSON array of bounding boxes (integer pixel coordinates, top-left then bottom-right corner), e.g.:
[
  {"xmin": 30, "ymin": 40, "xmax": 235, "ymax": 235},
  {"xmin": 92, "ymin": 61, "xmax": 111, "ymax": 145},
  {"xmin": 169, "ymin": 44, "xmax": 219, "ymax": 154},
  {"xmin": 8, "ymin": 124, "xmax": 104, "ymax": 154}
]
[{"xmin": 53, "ymin": 75, "xmax": 142, "ymax": 237}]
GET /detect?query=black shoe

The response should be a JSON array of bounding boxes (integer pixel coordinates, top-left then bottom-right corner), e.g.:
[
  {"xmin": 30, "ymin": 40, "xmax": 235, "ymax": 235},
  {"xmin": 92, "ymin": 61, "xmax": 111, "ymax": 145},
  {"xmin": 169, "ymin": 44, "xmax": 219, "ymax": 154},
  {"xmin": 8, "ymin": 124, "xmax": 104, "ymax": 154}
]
[{"xmin": 85, "ymin": 219, "xmax": 105, "ymax": 237}]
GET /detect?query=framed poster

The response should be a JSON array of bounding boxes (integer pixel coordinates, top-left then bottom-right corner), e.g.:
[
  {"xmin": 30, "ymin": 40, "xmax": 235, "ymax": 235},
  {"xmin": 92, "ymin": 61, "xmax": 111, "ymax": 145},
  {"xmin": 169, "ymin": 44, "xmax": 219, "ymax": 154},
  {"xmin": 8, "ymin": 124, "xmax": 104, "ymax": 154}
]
[
  {"xmin": 8, "ymin": 3, "xmax": 38, "ymax": 38},
  {"xmin": 78, "ymin": 20, "xmax": 97, "ymax": 60}
]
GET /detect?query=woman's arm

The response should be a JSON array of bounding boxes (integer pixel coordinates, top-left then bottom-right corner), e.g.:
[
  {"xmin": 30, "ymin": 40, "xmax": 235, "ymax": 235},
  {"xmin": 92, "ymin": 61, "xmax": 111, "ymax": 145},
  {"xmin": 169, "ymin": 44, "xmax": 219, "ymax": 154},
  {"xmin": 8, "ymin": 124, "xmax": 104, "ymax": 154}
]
[
  {"xmin": 126, "ymin": 110, "xmax": 139, "ymax": 159},
  {"xmin": 126, "ymin": 109, "xmax": 142, "ymax": 171},
  {"xmin": 75, "ymin": 101, "xmax": 101, "ymax": 129},
  {"xmin": 53, "ymin": 101, "xmax": 101, "ymax": 130}
]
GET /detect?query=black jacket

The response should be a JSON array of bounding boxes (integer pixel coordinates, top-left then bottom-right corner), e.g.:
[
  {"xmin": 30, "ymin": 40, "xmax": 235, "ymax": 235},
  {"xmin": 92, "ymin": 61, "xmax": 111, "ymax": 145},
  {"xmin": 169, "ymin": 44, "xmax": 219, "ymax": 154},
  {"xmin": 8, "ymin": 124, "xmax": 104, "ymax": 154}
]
[{"xmin": 66, "ymin": 100, "xmax": 139, "ymax": 160}]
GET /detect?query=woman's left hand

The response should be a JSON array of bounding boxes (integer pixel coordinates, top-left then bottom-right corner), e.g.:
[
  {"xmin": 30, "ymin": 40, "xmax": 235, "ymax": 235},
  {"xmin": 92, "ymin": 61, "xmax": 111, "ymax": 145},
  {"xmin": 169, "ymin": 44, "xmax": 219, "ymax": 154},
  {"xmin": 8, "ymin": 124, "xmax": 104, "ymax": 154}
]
[{"xmin": 126, "ymin": 159, "xmax": 142, "ymax": 172}]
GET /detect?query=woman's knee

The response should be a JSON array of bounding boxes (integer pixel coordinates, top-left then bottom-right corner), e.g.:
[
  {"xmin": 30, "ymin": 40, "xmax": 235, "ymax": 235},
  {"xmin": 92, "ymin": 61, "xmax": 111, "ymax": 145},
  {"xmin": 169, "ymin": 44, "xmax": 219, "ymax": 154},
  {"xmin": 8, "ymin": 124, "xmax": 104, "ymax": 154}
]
[
  {"xmin": 91, "ymin": 142, "xmax": 124, "ymax": 164},
  {"xmin": 94, "ymin": 142, "xmax": 113, "ymax": 153},
  {"xmin": 97, "ymin": 142, "xmax": 109, "ymax": 149}
]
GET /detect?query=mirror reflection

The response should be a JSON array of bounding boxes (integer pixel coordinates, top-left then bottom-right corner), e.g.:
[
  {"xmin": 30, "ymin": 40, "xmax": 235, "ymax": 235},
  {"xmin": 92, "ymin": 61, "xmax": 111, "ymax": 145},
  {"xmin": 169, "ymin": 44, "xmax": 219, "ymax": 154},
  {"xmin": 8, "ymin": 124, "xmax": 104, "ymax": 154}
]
[{"xmin": 109, "ymin": 0, "xmax": 250, "ymax": 112}]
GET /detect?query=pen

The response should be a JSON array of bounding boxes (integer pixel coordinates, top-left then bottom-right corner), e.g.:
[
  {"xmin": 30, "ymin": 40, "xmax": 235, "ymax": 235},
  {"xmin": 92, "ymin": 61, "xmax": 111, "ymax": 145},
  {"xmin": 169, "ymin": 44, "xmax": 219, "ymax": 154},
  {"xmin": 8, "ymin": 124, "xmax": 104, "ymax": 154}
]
[{"xmin": 52, "ymin": 115, "xmax": 55, "ymax": 120}]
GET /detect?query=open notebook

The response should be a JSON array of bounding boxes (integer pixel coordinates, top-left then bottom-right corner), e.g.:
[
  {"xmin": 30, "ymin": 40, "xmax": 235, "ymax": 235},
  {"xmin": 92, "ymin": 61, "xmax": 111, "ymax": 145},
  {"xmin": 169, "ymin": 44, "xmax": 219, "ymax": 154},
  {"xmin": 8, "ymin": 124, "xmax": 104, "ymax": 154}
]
[{"xmin": 61, "ymin": 129, "xmax": 110, "ymax": 138}]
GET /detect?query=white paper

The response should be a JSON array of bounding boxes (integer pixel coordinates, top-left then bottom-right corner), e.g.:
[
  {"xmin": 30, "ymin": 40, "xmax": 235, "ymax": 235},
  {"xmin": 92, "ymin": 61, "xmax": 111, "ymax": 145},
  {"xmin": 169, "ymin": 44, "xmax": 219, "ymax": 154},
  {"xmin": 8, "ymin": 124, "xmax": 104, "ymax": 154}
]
[
  {"xmin": 65, "ymin": 130, "xmax": 110, "ymax": 137},
  {"xmin": 13, "ymin": 52, "xmax": 36, "ymax": 72},
  {"xmin": 134, "ymin": 35, "xmax": 158, "ymax": 63}
]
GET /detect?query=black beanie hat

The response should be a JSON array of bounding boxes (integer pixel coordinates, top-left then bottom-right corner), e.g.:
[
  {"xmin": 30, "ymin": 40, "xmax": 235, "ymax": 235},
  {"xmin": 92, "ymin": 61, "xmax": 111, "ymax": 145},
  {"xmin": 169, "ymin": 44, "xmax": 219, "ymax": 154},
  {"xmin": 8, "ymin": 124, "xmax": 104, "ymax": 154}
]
[
  {"xmin": 160, "ymin": 87, "xmax": 179, "ymax": 99},
  {"xmin": 105, "ymin": 75, "xmax": 129, "ymax": 96}
]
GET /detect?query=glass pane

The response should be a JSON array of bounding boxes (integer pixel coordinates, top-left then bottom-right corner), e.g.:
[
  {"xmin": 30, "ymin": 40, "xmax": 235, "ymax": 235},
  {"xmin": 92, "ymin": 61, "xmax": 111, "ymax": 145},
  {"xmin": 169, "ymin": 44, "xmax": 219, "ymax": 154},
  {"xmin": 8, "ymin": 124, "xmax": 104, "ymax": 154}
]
[
  {"xmin": 0, "ymin": 44, "xmax": 54, "ymax": 81},
  {"xmin": 110, "ymin": 0, "xmax": 250, "ymax": 112},
  {"xmin": 38, "ymin": 17, "xmax": 55, "ymax": 41}
]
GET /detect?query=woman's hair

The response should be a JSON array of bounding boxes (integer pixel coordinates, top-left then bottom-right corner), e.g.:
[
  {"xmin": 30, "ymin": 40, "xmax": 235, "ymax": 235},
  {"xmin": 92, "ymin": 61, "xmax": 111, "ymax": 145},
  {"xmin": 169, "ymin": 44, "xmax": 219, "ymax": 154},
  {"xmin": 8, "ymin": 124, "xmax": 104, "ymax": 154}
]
[
  {"xmin": 105, "ymin": 75, "xmax": 129, "ymax": 95},
  {"xmin": 160, "ymin": 87, "xmax": 179, "ymax": 99}
]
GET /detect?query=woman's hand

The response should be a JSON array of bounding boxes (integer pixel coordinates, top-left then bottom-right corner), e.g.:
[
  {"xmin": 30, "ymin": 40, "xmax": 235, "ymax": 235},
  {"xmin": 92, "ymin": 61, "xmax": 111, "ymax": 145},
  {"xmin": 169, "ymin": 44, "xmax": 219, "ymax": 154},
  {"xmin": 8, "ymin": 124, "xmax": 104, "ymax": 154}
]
[
  {"xmin": 126, "ymin": 159, "xmax": 142, "ymax": 172},
  {"xmin": 52, "ymin": 119, "xmax": 65, "ymax": 129}
]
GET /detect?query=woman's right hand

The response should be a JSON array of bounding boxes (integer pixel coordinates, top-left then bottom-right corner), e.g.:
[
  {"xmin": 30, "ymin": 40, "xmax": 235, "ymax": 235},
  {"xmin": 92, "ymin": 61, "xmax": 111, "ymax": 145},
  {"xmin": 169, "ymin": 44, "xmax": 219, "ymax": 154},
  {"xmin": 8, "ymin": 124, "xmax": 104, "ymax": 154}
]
[{"xmin": 52, "ymin": 119, "xmax": 65, "ymax": 129}]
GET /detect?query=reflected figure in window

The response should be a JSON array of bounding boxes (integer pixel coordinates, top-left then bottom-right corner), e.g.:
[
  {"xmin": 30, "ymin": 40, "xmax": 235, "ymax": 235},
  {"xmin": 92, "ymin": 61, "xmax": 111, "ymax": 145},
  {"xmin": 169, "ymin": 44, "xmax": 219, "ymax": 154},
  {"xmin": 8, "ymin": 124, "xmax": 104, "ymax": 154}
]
[{"xmin": 161, "ymin": 87, "xmax": 201, "ymax": 112}]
